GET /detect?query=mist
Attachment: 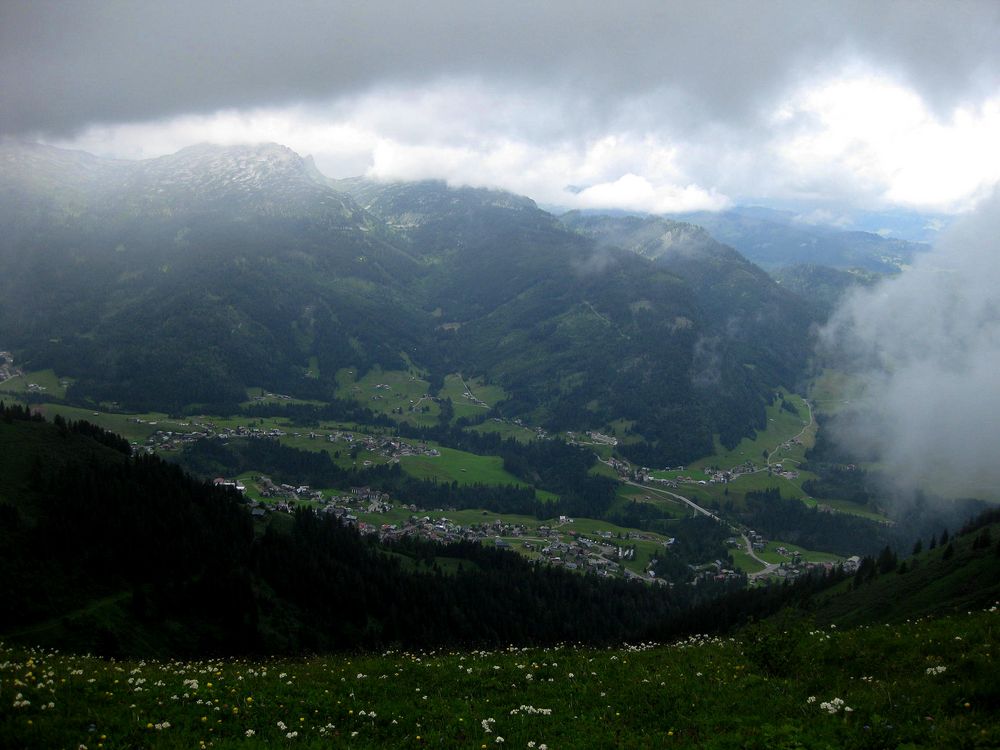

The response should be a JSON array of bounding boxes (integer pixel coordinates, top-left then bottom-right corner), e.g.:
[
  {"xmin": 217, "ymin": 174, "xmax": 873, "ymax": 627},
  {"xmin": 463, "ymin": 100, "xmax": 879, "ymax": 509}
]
[{"xmin": 821, "ymin": 192, "xmax": 1000, "ymax": 497}]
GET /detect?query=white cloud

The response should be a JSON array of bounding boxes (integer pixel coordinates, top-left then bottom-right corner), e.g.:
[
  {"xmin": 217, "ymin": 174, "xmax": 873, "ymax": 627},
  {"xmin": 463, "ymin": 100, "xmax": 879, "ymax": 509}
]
[
  {"xmin": 821, "ymin": 191, "xmax": 1000, "ymax": 496},
  {"xmin": 773, "ymin": 74, "xmax": 1000, "ymax": 212},
  {"xmin": 573, "ymin": 174, "xmax": 730, "ymax": 213},
  {"xmin": 42, "ymin": 72, "xmax": 1000, "ymax": 218}
]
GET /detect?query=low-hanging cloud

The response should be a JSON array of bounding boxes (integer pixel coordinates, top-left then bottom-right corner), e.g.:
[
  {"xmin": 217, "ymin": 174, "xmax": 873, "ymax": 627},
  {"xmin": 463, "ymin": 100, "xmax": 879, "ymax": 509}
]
[
  {"xmin": 3, "ymin": 2, "xmax": 1000, "ymax": 215},
  {"xmin": 3, "ymin": 1, "xmax": 999, "ymax": 138},
  {"xmin": 820, "ymin": 191, "xmax": 1000, "ymax": 497}
]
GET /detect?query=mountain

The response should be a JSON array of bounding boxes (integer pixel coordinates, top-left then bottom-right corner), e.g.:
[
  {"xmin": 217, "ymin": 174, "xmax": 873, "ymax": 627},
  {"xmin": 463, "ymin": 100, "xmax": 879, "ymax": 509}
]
[
  {"xmin": 0, "ymin": 141, "xmax": 432, "ymax": 410},
  {"xmin": 1, "ymin": 142, "xmax": 817, "ymax": 464},
  {"xmin": 345, "ymin": 181, "xmax": 817, "ymax": 461},
  {"xmin": 674, "ymin": 207, "xmax": 927, "ymax": 272}
]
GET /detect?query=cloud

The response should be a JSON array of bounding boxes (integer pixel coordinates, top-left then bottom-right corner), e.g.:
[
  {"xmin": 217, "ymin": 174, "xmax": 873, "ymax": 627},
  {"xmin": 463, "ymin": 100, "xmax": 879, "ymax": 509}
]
[
  {"xmin": 4, "ymin": 2, "xmax": 1000, "ymax": 215},
  {"xmin": 773, "ymin": 75, "xmax": 1000, "ymax": 212},
  {"xmin": 820, "ymin": 191, "xmax": 1000, "ymax": 496},
  {"xmin": 573, "ymin": 174, "xmax": 730, "ymax": 214},
  {"xmin": 3, "ymin": 1, "xmax": 998, "ymax": 137}
]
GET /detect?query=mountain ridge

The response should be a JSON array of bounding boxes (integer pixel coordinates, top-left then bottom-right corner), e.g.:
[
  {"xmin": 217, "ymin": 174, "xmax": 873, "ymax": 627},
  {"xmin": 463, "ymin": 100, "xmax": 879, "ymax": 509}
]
[{"xmin": 1, "ymin": 141, "xmax": 816, "ymax": 463}]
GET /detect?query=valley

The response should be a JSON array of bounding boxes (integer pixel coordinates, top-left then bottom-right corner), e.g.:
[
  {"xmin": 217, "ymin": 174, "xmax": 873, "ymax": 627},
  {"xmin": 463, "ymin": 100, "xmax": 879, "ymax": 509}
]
[
  {"xmin": 3, "ymin": 4, "xmax": 998, "ymax": 748},
  {"xmin": 0, "ymin": 362, "xmax": 884, "ymax": 588},
  {"xmin": 0, "ymin": 143, "xmax": 996, "ymax": 748}
]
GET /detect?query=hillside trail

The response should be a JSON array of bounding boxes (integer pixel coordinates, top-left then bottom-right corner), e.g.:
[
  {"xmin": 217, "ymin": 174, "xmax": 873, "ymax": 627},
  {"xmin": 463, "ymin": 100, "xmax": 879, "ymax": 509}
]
[{"xmin": 765, "ymin": 398, "xmax": 815, "ymax": 468}]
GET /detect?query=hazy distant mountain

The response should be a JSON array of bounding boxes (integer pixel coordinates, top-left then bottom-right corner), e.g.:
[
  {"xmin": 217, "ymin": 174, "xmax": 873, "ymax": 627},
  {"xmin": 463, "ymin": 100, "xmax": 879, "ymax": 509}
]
[
  {"xmin": 673, "ymin": 207, "xmax": 927, "ymax": 272},
  {"xmin": 0, "ymin": 141, "xmax": 429, "ymax": 410},
  {"xmin": 0, "ymin": 142, "xmax": 817, "ymax": 464}
]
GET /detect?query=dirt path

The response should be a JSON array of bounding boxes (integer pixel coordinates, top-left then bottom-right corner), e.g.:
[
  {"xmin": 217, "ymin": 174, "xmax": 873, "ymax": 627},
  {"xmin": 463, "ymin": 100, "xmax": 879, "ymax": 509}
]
[
  {"xmin": 458, "ymin": 373, "xmax": 489, "ymax": 408},
  {"xmin": 766, "ymin": 398, "xmax": 815, "ymax": 467}
]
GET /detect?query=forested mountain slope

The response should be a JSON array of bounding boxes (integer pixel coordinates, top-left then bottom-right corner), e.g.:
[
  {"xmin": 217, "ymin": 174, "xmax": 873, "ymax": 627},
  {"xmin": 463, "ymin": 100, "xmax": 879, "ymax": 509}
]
[{"xmin": 2, "ymin": 142, "xmax": 816, "ymax": 463}]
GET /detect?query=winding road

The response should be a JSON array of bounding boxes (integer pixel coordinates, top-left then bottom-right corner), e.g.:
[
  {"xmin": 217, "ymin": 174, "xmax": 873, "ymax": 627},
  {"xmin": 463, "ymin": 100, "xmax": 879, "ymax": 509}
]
[{"xmin": 623, "ymin": 480, "xmax": 778, "ymax": 580}]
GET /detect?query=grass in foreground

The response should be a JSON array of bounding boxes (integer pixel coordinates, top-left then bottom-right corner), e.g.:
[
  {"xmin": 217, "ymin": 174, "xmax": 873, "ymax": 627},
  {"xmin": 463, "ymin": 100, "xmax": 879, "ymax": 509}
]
[{"xmin": 2, "ymin": 608, "xmax": 997, "ymax": 749}]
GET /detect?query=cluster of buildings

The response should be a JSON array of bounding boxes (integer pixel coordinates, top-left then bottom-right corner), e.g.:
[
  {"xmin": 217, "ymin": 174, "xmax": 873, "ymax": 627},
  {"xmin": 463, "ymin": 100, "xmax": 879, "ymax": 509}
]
[
  {"xmin": 0, "ymin": 351, "xmax": 23, "ymax": 384},
  {"xmin": 235, "ymin": 479, "xmax": 677, "ymax": 584},
  {"xmin": 565, "ymin": 430, "xmax": 619, "ymax": 447},
  {"xmin": 318, "ymin": 430, "xmax": 441, "ymax": 462},
  {"xmin": 137, "ymin": 418, "xmax": 442, "ymax": 464}
]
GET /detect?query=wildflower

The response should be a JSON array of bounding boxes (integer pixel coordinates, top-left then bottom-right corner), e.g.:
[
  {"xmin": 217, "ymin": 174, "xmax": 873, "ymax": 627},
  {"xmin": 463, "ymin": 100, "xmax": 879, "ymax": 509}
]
[{"xmin": 245, "ymin": 729, "xmax": 255, "ymax": 737}]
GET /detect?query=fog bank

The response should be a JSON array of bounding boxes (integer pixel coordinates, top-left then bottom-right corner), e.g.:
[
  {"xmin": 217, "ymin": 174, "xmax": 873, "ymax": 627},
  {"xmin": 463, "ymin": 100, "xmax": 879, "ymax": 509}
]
[{"xmin": 821, "ymin": 192, "xmax": 1000, "ymax": 497}]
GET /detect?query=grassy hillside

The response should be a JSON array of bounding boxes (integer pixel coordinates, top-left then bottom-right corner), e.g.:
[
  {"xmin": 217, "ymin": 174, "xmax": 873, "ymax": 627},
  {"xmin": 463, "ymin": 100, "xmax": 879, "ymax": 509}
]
[
  {"xmin": 2, "ymin": 607, "xmax": 996, "ymax": 749},
  {"xmin": 813, "ymin": 522, "xmax": 1000, "ymax": 627}
]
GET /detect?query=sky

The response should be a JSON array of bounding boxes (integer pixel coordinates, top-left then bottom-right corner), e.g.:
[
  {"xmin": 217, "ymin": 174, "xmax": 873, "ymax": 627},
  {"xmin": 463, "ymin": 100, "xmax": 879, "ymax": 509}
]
[{"xmin": 2, "ymin": 0, "xmax": 1000, "ymax": 224}]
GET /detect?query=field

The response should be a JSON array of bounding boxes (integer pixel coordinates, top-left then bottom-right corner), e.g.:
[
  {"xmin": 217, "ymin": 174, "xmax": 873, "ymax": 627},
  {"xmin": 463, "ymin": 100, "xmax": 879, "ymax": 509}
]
[
  {"xmin": 755, "ymin": 540, "xmax": 843, "ymax": 566},
  {"xmin": 468, "ymin": 419, "xmax": 537, "ymax": 443},
  {"xmin": 399, "ymin": 446, "xmax": 527, "ymax": 487},
  {"xmin": 730, "ymin": 548, "xmax": 766, "ymax": 574},
  {"xmin": 336, "ymin": 367, "xmax": 441, "ymax": 427},
  {"xmin": 691, "ymin": 390, "xmax": 815, "ymax": 472},
  {"xmin": 438, "ymin": 373, "xmax": 507, "ymax": 421},
  {"xmin": 0, "ymin": 368, "xmax": 72, "ymax": 400},
  {"xmin": 2, "ymin": 608, "xmax": 997, "ymax": 749}
]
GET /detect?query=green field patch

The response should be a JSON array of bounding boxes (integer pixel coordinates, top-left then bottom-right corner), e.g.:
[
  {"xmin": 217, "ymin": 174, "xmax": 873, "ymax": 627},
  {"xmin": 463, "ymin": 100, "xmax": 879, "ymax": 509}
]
[
  {"xmin": 756, "ymin": 540, "xmax": 843, "ymax": 566},
  {"xmin": 3, "ymin": 608, "xmax": 997, "ymax": 749},
  {"xmin": 438, "ymin": 373, "xmax": 506, "ymax": 420},
  {"xmin": 242, "ymin": 387, "xmax": 326, "ymax": 407},
  {"xmin": 802, "ymin": 496, "xmax": 891, "ymax": 522},
  {"xmin": 469, "ymin": 419, "xmax": 537, "ymax": 443},
  {"xmin": 730, "ymin": 548, "xmax": 767, "ymax": 574},
  {"xmin": 726, "ymin": 471, "xmax": 803, "ymax": 497},
  {"xmin": 0, "ymin": 369, "xmax": 72, "ymax": 400},
  {"xmin": 651, "ymin": 468, "xmax": 712, "ymax": 481},
  {"xmin": 588, "ymin": 460, "xmax": 620, "ymax": 479},
  {"xmin": 277, "ymin": 432, "xmax": 390, "ymax": 470},
  {"xmin": 613, "ymin": 486, "xmax": 691, "ymax": 519},
  {"xmin": 400, "ymin": 446, "xmax": 526, "ymax": 487},
  {"xmin": 336, "ymin": 366, "xmax": 440, "ymax": 426},
  {"xmin": 28, "ymin": 403, "xmax": 196, "ymax": 443},
  {"xmin": 691, "ymin": 389, "xmax": 813, "ymax": 472}
]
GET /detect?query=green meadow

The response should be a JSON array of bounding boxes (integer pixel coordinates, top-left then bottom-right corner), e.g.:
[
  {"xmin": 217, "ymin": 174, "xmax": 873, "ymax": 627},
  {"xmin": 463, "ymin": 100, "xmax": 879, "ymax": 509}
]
[
  {"xmin": 0, "ymin": 368, "xmax": 71, "ymax": 399},
  {"xmin": 3, "ymin": 607, "xmax": 997, "ymax": 749},
  {"xmin": 691, "ymin": 390, "xmax": 815, "ymax": 473},
  {"xmin": 438, "ymin": 374, "xmax": 507, "ymax": 421},
  {"xmin": 336, "ymin": 367, "xmax": 441, "ymax": 426},
  {"xmin": 399, "ymin": 446, "xmax": 527, "ymax": 487}
]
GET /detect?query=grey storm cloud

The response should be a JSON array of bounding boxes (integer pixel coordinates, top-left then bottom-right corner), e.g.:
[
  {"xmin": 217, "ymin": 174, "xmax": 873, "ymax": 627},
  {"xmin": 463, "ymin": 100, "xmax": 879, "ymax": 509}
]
[
  {"xmin": 820, "ymin": 191, "xmax": 1000, "ymax": 498},
  {"xmin": 2, "ymin": 0, "xmax": 999, "ymax": 137}
]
